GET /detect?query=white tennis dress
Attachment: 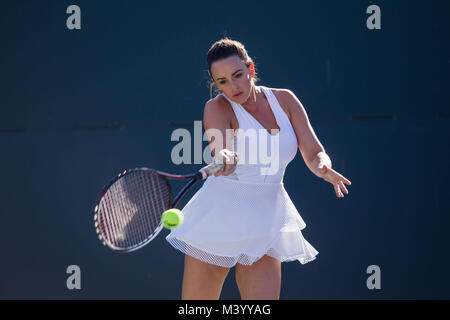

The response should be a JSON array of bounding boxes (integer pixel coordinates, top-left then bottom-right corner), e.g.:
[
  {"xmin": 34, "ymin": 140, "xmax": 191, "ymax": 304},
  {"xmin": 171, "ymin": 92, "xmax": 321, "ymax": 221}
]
[{"xmin": 166, "ymin": 85, "xmax": 319, "ymax": 267}]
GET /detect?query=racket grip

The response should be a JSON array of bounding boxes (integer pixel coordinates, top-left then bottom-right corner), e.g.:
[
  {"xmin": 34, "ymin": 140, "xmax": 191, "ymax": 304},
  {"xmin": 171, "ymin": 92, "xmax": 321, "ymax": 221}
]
[
  {"xmin": 198, "ymin": 162, "xmax": 224, "ymax": 180},
  {"xmin": 198, "ymin": 151, "xmax": 239, "ymax": 180}
]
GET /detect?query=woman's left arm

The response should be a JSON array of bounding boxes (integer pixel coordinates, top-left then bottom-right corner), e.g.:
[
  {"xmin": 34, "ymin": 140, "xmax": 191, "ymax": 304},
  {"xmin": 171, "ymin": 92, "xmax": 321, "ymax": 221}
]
[{"xmin": 278, "ymin": 89, "xmax": 352, "ymax": 198}]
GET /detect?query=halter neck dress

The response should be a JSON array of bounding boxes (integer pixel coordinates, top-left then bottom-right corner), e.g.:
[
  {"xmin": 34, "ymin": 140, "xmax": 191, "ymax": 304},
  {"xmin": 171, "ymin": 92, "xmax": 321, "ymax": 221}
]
[{"xmin": 166, "ymin": 85, "xmax": 319, "ymax": 267}]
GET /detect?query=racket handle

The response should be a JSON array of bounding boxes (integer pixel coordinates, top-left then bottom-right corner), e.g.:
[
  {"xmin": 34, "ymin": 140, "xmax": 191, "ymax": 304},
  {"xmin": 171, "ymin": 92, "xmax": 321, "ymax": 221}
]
[
  {"xmin": 198, "ymin": 162, "xmax": 224, "ymax": 180},
  {"xmin": 198, "ymin": 151, "xmax": 239, "ymax": 180}
]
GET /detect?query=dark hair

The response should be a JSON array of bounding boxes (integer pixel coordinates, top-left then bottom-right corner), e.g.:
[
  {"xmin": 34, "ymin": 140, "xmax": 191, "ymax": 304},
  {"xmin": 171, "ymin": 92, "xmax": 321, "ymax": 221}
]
[{"xmin": 206, "ymin": 37, "xmax": 259, "ymax": 98}]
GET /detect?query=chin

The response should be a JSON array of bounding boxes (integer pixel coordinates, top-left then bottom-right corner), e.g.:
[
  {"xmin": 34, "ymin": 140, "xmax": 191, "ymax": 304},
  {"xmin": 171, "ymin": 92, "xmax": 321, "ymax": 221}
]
[{"xmin": 234, "ymin": 91, "xmax": 249, "ymax": 103}]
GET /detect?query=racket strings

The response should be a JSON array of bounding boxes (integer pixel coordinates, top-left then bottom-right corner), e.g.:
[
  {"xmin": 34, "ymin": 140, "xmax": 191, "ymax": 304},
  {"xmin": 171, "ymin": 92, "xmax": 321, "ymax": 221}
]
[
  {"xmin": 97, "ymin": 170, "xmax": 171, "ymax": 250},
  {"xmin": 102, "ymin": 172, "xmax": 168, "ymax": 248}
]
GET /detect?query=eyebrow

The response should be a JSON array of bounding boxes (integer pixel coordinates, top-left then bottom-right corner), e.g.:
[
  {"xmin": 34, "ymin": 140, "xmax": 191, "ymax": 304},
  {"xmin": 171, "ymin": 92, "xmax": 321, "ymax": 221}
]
[{"xmin": 215, "ymin": 69, "xmax": 243, "ymax": 81}]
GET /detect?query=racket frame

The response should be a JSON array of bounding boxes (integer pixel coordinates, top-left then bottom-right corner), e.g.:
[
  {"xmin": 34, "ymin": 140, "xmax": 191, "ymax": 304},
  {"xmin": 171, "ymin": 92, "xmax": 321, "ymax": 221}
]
[{"xmin": 94, "ymin": 162, "xmax": 224, "ymax": 253}]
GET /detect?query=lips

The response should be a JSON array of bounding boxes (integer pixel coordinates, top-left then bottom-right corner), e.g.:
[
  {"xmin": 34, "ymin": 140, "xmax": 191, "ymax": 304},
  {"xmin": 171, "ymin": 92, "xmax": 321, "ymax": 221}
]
[{"xmin": 233, "ymin": 92, "xmax": 242, "ymax": 97}]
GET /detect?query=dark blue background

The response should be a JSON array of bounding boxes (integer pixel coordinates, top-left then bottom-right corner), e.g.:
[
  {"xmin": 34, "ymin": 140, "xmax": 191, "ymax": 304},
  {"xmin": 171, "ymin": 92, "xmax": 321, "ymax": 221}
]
[{"xmin": 0, "ymin": 0, "xmax": 449, "ymax": 299}]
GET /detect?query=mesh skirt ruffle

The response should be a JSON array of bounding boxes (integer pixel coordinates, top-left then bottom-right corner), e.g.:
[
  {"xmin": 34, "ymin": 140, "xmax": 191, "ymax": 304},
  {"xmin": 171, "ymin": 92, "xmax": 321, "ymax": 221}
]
[
  {"xmin": 166, "ymin": 229, "xmax": 318, "ymax": 268},
  {"xmin": 165, "ymin": 175, "xmax": 319, "ymax": 267}
]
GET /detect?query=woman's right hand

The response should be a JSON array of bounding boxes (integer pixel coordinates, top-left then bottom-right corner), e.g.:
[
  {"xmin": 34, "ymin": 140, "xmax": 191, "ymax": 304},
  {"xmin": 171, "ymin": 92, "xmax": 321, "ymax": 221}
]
[{"xmin": 214, "ymin": 149, "xmax": 239, "ymax": 177}]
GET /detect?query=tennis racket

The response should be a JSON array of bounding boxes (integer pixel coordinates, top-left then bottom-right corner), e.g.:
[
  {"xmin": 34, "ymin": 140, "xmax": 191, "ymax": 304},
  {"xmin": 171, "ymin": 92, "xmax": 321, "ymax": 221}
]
[{"xmin": 93, "ymin": 158, "xmax": 235, "ymax": 253}]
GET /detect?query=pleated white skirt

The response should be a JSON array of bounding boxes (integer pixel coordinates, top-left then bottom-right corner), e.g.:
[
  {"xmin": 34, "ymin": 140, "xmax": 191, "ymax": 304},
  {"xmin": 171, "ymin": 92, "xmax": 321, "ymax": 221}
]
[{"xmin": 166, "ymin": 175, "xmax": 319, "ymax": 267}]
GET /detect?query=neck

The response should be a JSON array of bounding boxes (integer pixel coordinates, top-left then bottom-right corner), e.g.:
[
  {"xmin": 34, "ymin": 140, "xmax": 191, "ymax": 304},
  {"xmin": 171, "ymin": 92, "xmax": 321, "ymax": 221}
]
[{"xmin": 241, "ymin": 84, "xmax": 260, "ymax": 112}]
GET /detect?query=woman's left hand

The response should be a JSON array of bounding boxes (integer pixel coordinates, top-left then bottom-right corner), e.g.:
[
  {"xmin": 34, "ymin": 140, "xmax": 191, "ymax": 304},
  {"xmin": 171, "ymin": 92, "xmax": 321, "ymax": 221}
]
[{"xmin": 319, "ymin": 164, "xmax": 352, "ymax": 198}]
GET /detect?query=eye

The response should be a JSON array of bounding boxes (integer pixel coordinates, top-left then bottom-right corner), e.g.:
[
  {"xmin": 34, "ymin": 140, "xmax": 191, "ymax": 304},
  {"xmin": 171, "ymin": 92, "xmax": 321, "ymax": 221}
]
[{"xmin": 218, "ymin": 73, "xmax": 241, "ymax": 85}]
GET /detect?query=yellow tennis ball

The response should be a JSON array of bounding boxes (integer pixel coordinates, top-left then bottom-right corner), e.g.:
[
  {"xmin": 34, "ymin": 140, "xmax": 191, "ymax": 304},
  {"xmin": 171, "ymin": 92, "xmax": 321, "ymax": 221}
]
[{"xmin": 161, "ymin": 208, "xmax": 184, "ymax": 229}]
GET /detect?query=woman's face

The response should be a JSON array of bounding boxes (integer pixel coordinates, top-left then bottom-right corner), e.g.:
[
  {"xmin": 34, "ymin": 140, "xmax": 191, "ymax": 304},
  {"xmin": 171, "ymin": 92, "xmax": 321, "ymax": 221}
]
[{"xmin": 210, "ymin": 55, "xmax": 254, "ymax": 103}]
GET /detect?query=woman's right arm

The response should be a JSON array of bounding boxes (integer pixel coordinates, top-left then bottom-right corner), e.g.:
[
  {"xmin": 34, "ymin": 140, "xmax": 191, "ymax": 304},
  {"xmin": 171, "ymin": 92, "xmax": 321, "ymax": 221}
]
[{"xmin": 203, "ymin": 99, "xmax": 238, "ymax": 177}]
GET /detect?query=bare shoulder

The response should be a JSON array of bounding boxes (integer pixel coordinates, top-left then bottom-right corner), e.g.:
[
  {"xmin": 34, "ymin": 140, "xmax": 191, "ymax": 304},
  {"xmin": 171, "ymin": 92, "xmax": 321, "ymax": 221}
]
[
  {"xmin": 267, "ymin": 87, "xmax": 299, "ymax": 121},
  {"xmin": 204, "ymin": 94, "xmax": 229, "ymax": 111},
  {"xmin": 271, "ymin": 88, "xmax": 297, "ymax": 103},
  {"xmin": 204, "ymin": 94, "xmax": 232, "ymax": 120},
  {"xmin": 203, "ymin": 94, "xmax": 235, "ymax": 130}
]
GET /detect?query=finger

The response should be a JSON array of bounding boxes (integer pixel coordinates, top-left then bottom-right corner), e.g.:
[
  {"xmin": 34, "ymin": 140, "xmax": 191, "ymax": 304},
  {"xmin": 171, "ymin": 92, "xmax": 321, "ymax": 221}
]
[
  {"xmin": 214, "ymin": 166, "xmax": 224, "ymax": 177},
  {"xmin": 222, "ymin": 163, "xmax": 237, "ymax": 176},
  {"xmin": 338, "ymin": 183, "xmax": 344, "ymax": 198},
  {"xmin": 339, "ymin": 180, "xmax": 349, "ymax": 194},
  {"xmin": 333, "ymin": 174, "xmax": 351, "ymax": 188},
  {"xmin": 223, "ymin": 154, "xmax": 231, "ymax": 164},
  {"xmin": 333, "ymin": 183, "xmax": 342, "ymax": 198},
  {"xmin": 227, "ymin": 154, "xmax": 238, "ymax": 165},
  {"xmin": 328, "ymin": 168, "xmax": 348, "ymax": 181},
  {"xmin": 221, "ymin": 164, "xmax": 230, "ymax": 176},
  {"xmin": 227, "ymin": 152, "xmax": 239, "ymax": 165},
  {"xmin": 336, "ymin": 172, "xmax": 352, "ymax": 185},
  {"xmin": 232, "ymin": 153, "xmax": 239, "ymax": 164}
]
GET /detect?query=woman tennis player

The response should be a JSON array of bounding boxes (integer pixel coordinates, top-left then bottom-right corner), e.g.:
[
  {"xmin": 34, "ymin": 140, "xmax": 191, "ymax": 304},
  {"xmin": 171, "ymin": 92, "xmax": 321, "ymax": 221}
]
[{"xmin": 166, "ymin": 37, "xmax": 351, "ymax": 300}]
